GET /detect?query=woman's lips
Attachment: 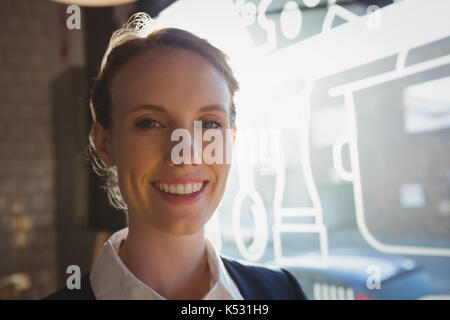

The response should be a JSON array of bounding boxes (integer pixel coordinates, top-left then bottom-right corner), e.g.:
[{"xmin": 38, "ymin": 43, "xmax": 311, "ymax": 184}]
[{"xmin": 151, "ymin": 180, "xmax": 209, "ymax": 204}]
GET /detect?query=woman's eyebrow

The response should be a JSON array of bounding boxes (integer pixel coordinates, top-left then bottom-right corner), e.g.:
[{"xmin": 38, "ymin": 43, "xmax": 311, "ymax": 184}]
[
  {"xmin": 127, "ymin": 104, "xmax": 168, "ymax": 115},
  {"xmin": 127, "ymin": 104, "xmax": 226, "ymax": 115},
  {"xmin": 198, "ymin": 105, "xmax": 227, "ymax": 114}
]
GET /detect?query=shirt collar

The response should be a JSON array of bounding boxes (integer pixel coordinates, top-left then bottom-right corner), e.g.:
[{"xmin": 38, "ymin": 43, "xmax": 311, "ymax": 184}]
[{"xmin": 90, "ymin": 227, "xmax": 243, "ymax": 300}]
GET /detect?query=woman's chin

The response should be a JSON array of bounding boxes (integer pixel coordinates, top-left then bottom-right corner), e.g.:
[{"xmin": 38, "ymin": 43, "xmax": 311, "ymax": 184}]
[
  {"xmin": 156, "ymin": 216, "xmax": 208, "ymax": 236},
  {"xmin": 143, "ymin": 202, "xmax": 212, "ymax": 235}
]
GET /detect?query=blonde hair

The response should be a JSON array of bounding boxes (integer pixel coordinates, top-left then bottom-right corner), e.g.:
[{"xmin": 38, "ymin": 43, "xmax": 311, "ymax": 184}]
[{"xmin": 87, "ymin": 13, "xmax": 239, "ymax": 212}]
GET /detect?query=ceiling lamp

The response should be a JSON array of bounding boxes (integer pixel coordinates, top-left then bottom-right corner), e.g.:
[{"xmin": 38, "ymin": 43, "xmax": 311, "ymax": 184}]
[{"xmin": 51, "ymin": 0, "xmax": 138, "ymax": 7}]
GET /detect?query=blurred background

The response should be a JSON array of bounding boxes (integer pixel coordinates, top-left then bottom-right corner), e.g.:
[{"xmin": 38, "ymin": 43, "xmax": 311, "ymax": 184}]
[{"xmin": 0, "ymin": 0, "xmax": 449, "ymax": 300}]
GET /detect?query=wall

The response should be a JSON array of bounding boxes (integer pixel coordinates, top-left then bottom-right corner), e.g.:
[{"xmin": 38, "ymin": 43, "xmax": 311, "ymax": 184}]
[{"xmin": 0, "ymin": 0, "xmax": 59, "ymax": 299}]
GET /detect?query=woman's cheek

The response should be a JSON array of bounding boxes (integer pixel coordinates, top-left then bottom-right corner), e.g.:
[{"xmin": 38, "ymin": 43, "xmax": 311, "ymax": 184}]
[
  {"xmin": 114, "ymin": 134, "xmax": 154, "ymax": 171},
  {"xmin": 130, "ymin": 139, "xmax": 162, "ymax": 171},
  {"xmin": 212, "ymin": 163, "xmax": 231, "ymax": 191}
]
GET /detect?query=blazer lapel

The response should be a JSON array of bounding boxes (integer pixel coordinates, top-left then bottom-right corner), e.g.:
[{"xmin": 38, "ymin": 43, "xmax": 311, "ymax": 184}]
[{"xmin": 221, "ymin": 256, "xmax": 259, "ymax": 299}]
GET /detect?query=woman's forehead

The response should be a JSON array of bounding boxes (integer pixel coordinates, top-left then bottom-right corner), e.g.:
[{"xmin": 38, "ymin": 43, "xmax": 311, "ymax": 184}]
[{"xmin": 110, "ymin": 47, "xmax": 230, "ymax": 117}]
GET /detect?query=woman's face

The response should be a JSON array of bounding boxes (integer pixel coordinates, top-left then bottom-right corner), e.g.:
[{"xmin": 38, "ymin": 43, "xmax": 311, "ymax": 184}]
[{"xmin": 94, "ymin": 47, "xmax": 234, "ymax": 235}]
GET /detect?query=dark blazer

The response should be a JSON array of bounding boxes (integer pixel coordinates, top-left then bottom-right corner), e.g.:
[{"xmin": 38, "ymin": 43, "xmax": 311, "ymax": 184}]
[{"xmin": 43, "ymin": 256, "xmax": 307, "ymax": 300}]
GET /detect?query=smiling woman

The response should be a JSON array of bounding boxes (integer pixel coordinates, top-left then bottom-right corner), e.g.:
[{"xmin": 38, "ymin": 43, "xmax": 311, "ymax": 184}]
[{"xmin": 43, "ymin": 12, "xmax": 307, "ymax": 300}]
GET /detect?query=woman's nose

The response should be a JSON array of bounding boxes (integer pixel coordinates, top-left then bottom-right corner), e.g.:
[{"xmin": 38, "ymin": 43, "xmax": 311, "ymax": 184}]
[{"xmin": 164, "ymin": 123, "xmax": 202, "ymax": 167}]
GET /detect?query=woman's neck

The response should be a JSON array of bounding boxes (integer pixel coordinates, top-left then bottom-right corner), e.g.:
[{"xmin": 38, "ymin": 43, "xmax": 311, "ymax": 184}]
[{"xmin": 117, "ymin": 222, "xmax": 211, "ymax": 300}]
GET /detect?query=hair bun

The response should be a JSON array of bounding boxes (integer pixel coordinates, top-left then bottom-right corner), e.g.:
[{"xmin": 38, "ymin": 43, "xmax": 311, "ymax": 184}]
[{"xmin": 124, "ymin": 12, "xmax": 157, "ymax": 36}]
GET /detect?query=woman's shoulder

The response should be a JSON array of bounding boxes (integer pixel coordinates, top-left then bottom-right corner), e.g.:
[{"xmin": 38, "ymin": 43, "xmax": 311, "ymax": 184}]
[
  {"xmin": 41, "ymin": 257, "xmax": 307, "ymax": 300},
  {"xmin": 41, "ymin": 273, "xmax": 96, "ymax": 300},
  {"xmin": 220, "ymin": 255, "xmax": 308, "ymax": 300}
]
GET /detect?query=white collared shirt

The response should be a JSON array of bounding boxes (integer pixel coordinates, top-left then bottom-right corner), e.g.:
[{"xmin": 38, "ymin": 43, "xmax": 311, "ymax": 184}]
[{"xmin": 89, "ymin": 227, "xmax": 244, "ymax": 300}]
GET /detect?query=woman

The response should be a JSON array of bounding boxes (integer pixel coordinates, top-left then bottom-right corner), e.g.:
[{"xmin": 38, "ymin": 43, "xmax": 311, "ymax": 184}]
[{"xmin": 45, "ymin": 13, "xmax": 306, "ymax": 300}]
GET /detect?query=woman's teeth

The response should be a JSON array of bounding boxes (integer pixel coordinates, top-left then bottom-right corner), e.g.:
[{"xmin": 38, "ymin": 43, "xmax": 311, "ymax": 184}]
[{"xmin": 155, "ymin": 182, "xmax": 204, "ymax": 195}]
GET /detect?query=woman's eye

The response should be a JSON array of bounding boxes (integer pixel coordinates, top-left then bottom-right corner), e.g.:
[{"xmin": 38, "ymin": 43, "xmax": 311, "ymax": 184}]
[
  {"xmin": 135, "ymin": 118, "xmax": 162, "ymax": 130},
  {"xmin": 202, "ymin": 120, "xmax": 223, "ymax": 129}
]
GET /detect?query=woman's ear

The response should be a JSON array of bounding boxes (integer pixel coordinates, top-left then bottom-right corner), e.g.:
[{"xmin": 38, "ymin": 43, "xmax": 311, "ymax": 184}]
[{"xmin": 91, "ymin": 122, "xmax": 115, "ymax": 167}]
